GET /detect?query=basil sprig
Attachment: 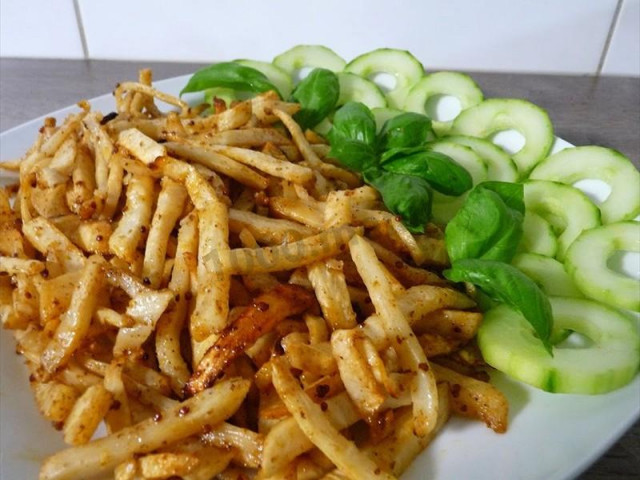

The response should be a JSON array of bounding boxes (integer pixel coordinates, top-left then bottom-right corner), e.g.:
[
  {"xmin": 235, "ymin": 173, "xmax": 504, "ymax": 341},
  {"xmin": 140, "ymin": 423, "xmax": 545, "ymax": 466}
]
[
  {"xmin": 445, "ymin": 182, "xmax": 524, "ymax": 263},
  {"xmin": 181, "ymin": 62, "xmax": 281, "ymax": 97},
  {"xmin": 444, "ymin": 181, "xmax": 553, "ymax": 353},
  {"xmin": 291, "ymin": 68, "xmax": 340, "ymax": 130},
  {"xmin": 327, "ymin": 102, "xmax": 378, "ymax": 171},
  {"xmin": 381, "ymin": 148, "xmax": 472, "ymax": 196},
  {"xmin": 365, "ymin": 170, "xmax": 433, "ymax": 233},
  {"xmin": 377, "ymin": 112, "xmax": 434, "ymax": 151},
  {"xmin": 328, "ymin": 102, "xmax": 472, "ymax": 233}
]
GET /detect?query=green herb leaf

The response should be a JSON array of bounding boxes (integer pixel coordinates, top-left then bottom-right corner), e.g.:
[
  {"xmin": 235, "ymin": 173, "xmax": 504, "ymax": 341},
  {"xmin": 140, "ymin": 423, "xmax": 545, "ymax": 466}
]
[
  {"xmin": 377, "ymin": 112, "xmax": 434, "ymax": 151},
  {"xmin": 180, "ymin": 62, "xmax": 280, "ymax": 97},
  {"xmin": 366, "ymin": 170, "xmax": 433, "ymax": 233},
  {"xmin": 291, "ymin": 68, "xmax": 340, "ymax": 130},
  {"xmin": 445, "ymin": 182, "xmax": 524, "ymax": 263},
  {"xmin": 479, "ymin": 181, "xmax": 525, "ymax": 214},
  {"xmin": 381, "ymin": 148, "xmax": 473, "ymax": 196},
  {"xmin": 444, "ymin": 259, "xmax": 553, "ymax": 353},
  {"xmin": 328, "ymin": 140, "xmax": 378, "ymax": 172},
  {"xmin": 328, "ymin": 102, "xmax": 378, "ymax": 172}
]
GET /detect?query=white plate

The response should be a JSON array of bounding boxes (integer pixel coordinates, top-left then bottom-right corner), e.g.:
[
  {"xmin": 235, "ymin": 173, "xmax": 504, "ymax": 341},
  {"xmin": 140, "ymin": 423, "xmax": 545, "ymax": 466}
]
[{"xmin": 1, "ymin": 75, "xmax": 638, "ymax": 480}]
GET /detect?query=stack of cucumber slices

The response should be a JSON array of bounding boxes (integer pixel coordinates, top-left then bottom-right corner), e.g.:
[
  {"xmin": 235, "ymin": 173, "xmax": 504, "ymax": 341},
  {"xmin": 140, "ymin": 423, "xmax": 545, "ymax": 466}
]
[{"xmin": 192, "ymin": 45, "xmax": 640, "ymax": 395}]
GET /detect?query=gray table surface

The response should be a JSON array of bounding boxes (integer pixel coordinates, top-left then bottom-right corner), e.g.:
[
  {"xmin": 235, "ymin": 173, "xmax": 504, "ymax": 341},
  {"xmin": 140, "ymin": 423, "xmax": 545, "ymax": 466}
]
[{"xmin": 0, "ymin": 58, "xmax": 638, "ymax": 479}]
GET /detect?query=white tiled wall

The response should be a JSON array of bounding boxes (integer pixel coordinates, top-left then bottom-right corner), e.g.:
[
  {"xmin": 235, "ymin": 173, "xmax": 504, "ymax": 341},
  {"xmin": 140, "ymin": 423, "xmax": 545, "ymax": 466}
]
[
  {"xmin": 602, "ymin": 0, "xmax": 640, "ymax": 76},
  {"xmin": 0, "ymin": 0, "xmax": 84, "ymax": 59},
  {"xmin": 0, "ymin": 0, "xmax": 638, "ymax": 76}
]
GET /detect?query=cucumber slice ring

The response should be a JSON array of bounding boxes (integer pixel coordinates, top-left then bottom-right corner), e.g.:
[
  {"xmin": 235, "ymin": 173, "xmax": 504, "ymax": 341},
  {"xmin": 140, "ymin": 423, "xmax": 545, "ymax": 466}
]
[
  {"xmin": 451, "ymin": 98, "xmax": 554, "ymax": 178},
  {"xmin": 478, "ymin": 297, "xmax": 640, "ymax": 394},
  {"xmin": 512, "ymin": 253, "xmax": 583, "ymax": 298},
  {"xmin": 565, "ymin": 222, "xmax": 640, "ymax": 311},
  {"xmin": 345, "ymin": 48, "xmax": 424, "ymax": 109},
  {"xmin": 273, "ymin": 45, "xmax": 346, "ymax": 81},
  {"xmin": 530, "ymin": 146, "xmax": 640, "ymax": 224},
  {"xmin": 523, "ymin": 180, "xmax": 601, "ymax": 260},
  {"xmin": 337, "ymin": 72, "xmax": 387, "ymax": 109},
  {"xmin": 446, "ymin": 135, "xmax": 518, "ymax": 182},
  {"xmin": 518, "ymin": 211, "xmax": 558, "ymax": 258},
  {"xmin": 234, "ymin": 59, "xmax": 294, "ymax": 99},
  {"xmin": 404, "ymin": 72, "xmax": 483, "ymax": 137}
]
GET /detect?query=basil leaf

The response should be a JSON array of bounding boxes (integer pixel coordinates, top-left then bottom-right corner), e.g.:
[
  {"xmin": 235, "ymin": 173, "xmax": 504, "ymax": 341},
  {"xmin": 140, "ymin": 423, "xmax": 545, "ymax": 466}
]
[
  {"xmin": 328, "ymin": 102, "xmax": 377, "ymax": 147},
  {"xmin": 291, "ymin": 68, "xmax": 339, "ymax": 130},
  {"xmin": 381, "ymin": 149, "xmax": 473, "ymax": 196},
  {"xmin": 181, "ymin": 62, "xmax": 280, "ymax": 97},
  {"xmin": 366, "ymin": 170, "xmax": 433, "ymax": 233},
  {"xmin": 479, "ymin": 181, "xmax": 525, "ymax": 214},
  {"xmin": 445, "ymin": 182, "xmax": 524, "ymax": 263},
  {"xmin": 328, "ymin": 102, "xmax": 378, "ymax": 172},
  {"xmin": 377, "ymin": 112, "xmax": 434, "ymax": 151},
  {"xmin": 328, "ymin": 140, "xmax": 378, "ymax": 172},
  {"xmin": 379, "ymin": 145, "xmax": 426, "ymax": 164},
  {"xmin": 444, "ymin": 259, "xmax": 553, "ymax": 353}
]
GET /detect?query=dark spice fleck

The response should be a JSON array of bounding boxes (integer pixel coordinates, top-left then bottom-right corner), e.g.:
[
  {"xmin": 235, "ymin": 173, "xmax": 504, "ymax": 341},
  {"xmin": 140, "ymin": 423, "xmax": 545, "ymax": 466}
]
[
  {"xmin": 100, "ymin": 112, "xmax": 118, "ymax": 125},
  {"xmin": 320, "ymin": 401, "xmax": 328, "ymax": 412},
  {"xmin": 315, "ymin": 384, "xmax": 330, "ymax": 398},
  {"xmin": 451, "ymin": 383, "xmax": 461, "ymax": 398},
  {"xmin": 178, "ymin": 406, "xmax": 190, "ymax": 417},
  {"xmin": 255, "ymin": 301, "xmax": 269, "ymax": 312}
]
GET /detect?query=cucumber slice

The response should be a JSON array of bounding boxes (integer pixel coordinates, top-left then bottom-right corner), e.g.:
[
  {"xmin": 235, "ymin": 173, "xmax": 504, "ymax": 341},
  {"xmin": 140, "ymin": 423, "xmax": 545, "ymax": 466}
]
[
  {"xmin": 313, "ymin": 117, "xmax": 333, "ymax": 136},
  {"xmin": 524, "ymin": 180, "xmax": 601, "ymax": 260},
  {"xmin": 234, "ymin": 59, "xmax": 293, "ymax": 99},
  {"xmin": 345, "ymin": 48, "xmax": 424, "ymax": 109},
  {"xmin": 512, "ymin": 253, "xmax": 583, "ymax": 298},
  {"xmin": 337, "ymin": 72, "xmax": 387, "ymax": 109},
  {"xmin": 273, "ymin": 45, "xmax": 346, "ymax": 81},
  {"xmin": 430, "ymin": 142, "xmax": 488, "ymax": 224},
  {"xmin": 445, "ymin": 135, "xmax": 518, "ymax": 183},
  {"xmin": 478, "ymin": 297, "xmax": 640, "ymax": 394},
  {"xmin": 529, "ymin": 146, "xmax": 640, "ymax": 224},
  {"xmin": 404, "ymin": 72, "xmax": 483, "ymax": 136},
  {"xmin": 371, "ymin": 107, "xmax": 404, "ymax": 131},
  {"xmin": 450, "ymin": 98, "xmax": 554, "ymax": 178},
  {"xmin": 565, "ymin": 222, "xmax": 640, "ymax": 312},
  {"xmin": 518, "ymin": 211, "xmax": 558, "ymax": 258}
]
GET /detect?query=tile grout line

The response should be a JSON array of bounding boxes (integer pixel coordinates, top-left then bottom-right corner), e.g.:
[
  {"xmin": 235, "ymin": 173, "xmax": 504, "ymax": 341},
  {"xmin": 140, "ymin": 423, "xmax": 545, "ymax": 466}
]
[
  {"xmin": 597, "ymin": 0, "xmax": 624, "ymax": 76},
  {"xmin": 73, "ymin": 0, "xmax": 89, "ymax": 59}
]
